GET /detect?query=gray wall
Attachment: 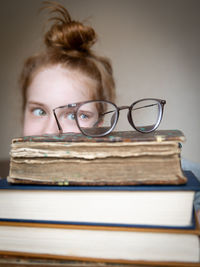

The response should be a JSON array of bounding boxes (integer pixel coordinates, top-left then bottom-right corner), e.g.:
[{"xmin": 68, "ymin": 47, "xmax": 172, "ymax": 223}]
[{"xmin": 0, "ymin": 0, "xmax": 200, "ymax": 163}]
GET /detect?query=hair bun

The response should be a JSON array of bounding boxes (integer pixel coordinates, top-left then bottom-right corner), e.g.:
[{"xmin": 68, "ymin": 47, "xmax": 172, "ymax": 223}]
[{"xmin": 43, "ymin": 2, "xmax": 97, "ymax": 53}]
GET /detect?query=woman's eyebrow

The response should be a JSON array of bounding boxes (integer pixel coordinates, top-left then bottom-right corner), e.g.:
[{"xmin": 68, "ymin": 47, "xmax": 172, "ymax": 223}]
[
  {"xmin": 78, "ymin": 109, "xmax": 94, "ymax": 114},
  {"xmin": 27, "ymin": 101, "xmax": 46, "ymax": 108}
]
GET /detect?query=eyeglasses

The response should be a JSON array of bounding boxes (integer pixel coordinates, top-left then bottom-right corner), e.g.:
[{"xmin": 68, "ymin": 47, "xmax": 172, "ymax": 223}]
[{"xmin": 53, "ymin": 98, "xmax": 166, "ymax": 137}]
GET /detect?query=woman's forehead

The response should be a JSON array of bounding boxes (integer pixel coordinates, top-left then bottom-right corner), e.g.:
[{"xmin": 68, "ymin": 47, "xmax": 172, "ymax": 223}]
[{"xmin": 27, "ymin": 65, "xmax": 97, "ymax": 104}]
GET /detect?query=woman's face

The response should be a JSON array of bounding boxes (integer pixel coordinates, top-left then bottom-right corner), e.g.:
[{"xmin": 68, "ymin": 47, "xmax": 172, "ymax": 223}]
[{"xmin": 23, "ymin": 65, "xmax": 96, "ymax": 136}]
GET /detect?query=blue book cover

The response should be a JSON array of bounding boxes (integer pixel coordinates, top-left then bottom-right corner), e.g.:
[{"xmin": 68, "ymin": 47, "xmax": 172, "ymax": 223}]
[
  {"xmin": 1, "ymin": 171, "xmax": 200, "ymax": 191},
  {"xmin": 0, "ymin": 171, "xmax": 199, "ymax": 229}
]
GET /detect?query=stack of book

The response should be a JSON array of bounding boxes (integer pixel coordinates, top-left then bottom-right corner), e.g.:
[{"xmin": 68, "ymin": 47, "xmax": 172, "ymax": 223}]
[{"xmin": 0, "ymin": 130, "xmax": 199, "ymax": 266}]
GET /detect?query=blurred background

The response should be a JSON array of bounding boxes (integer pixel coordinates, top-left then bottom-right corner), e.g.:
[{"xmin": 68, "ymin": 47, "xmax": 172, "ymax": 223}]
[{"xmin": 0, "ymin": 0, "xmax": 200, "ymax": 169}]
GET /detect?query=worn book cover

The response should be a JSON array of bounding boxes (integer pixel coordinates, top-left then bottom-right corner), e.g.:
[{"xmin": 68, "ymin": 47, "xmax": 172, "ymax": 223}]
[{"xmin": 8, "ymin": 130, "xmax": 187, "ymax": 185}]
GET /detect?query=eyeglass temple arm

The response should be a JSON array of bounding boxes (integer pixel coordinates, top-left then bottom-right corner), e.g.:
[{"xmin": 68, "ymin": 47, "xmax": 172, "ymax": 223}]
[
  {"xmin": 132, "ymin": 103, "xmax": 160, "ymax": 111},
  {"xmin": 100, "ymin": 103, "xmax": 159, "ymax": 116}
]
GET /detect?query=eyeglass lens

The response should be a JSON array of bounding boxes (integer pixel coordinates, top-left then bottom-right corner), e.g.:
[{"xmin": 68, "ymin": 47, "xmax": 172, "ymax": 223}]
[
  {"xmin": 77, "ymin": 101, "xmax": 118, "ymax": 136},
  {"xmin": 131, "ymin": 99, "xmax": 161, "ymax": 133}
]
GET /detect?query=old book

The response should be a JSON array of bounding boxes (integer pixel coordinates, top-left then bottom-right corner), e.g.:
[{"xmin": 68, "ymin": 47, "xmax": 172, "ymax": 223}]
[
  {"xmin": 0, "ymin": 171, "xmax": 199, "ymax": 229},
  {"xmin": 0, "ymin": 219, "xmax": 199, "ymax": 264},
  {"xmin": 7, "ymin": 130, "xmax": 186, "ymax": 185}
]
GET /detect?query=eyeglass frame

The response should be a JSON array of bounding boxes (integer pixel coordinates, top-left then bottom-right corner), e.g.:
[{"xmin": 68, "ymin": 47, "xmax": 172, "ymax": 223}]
[{"xmin": 53, "ymin": 98, "xmax": 166, "ymax": 137}]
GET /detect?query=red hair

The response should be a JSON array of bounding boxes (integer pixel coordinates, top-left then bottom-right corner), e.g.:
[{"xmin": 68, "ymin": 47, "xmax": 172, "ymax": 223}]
[{"xmin": 20, "ymin": 1, "xmax": 115, "ymax": 111}]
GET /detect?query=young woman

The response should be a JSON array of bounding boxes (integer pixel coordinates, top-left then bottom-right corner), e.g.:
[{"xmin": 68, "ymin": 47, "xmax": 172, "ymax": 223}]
[{"xmin": 21, "ymin": 2, "xmax": 115, "ymax": 136}]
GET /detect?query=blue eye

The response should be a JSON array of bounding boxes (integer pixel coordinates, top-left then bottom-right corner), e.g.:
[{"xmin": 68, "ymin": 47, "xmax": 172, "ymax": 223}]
[
  {"xmin": 80, "ymin": 113, "xmax": 88, "ymax": 120},
  {"xmin": 67, "ymin": 113, "xmax": 75, "ymax": 120},
  {"xmin": 32, "ymin": 108, "xmax": 46, "ymax": 117}
]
